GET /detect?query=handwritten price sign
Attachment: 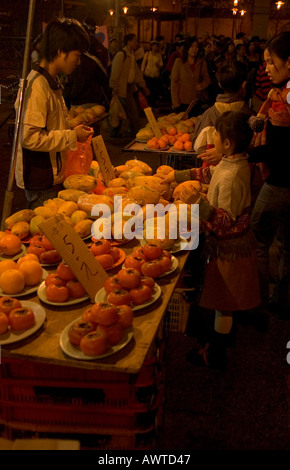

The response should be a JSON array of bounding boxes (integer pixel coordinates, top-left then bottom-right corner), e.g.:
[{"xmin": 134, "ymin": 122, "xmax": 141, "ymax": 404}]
[
  {"xmin": 92, "ymin": 135, "xmax": 115, "ymax": 187},
  {"xmin": 39, "ymin": 215, "xmax": 108, "ymax": 302}
]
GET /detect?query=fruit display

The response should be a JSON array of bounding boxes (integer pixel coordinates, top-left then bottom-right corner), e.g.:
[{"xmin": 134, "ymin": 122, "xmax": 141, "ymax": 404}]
[
  {"xmin": 67, "ymin": 104, "xmax": 106, "ymax": 129},
  {"xmin": 43, "ymin": 261, "xmax": 87, "ymax": 303},
  {"xmin": 135, "ymin": 112, "xmax": 196, "ymax": 145},
  {"xmin": 0, "ymin": 255, "xmax": 44, "ymax": 295},
  {"xmin": 88, "ymin": 239, "xmax": 125, "ymax": 270},
  {"xmin": 103, "ymin": 267, "xmax": 156, "ymax": 307},
  {"xmin": 0, "ymin": 233, "xmax": 23, "ymax": 256},
  {"xmin": 0, "ymin": 296, "xmax": 36, "ymax": 334},
  {"xmin": 66, "ymin": 301, "xmax": 134, "ymax": 356},
  {"xmin": 27, "ymin": 235, "xmax": 62, "ymax": 265},
  {"xmin": 124, "ymin": 243, "xmax": 173, "ymax": 278}
]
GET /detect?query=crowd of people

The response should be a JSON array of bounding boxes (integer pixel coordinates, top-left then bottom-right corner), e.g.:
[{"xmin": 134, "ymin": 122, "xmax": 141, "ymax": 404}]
[{"xmin": 19, "ymin": 18, "xmax": 289, "ymax": 371}]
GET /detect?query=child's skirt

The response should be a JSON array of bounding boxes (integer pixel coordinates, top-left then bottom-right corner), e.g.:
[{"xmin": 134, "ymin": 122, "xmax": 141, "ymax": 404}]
[{"xmin": 199, "ymin": 231, "xmax": 261, "ymax": 311}]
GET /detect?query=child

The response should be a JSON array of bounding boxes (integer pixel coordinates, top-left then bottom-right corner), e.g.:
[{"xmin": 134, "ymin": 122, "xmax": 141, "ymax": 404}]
[
  {"xmin": 161, "ymin": 111, "xmax": 261, "ymax": 369},
  {"xmin": 15, "ymin": 18, "xmax": 94, "ymax": 209},
  {"xmin": 192, "ymin": 60, "xmax": 253, "ymax": 154}
]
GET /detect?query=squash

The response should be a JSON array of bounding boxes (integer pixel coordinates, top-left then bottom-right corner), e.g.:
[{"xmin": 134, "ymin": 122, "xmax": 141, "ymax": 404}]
[
  {"xmin": 77, "ymin": 194, "xmax": 114, "ymax": 216},
  {"xmin": 58, "ymin": 189, "xmax": 86, "ymax": 203},
  {"xmin": 108, "ymin": 178, "xmax": 127, "ymax": 188},
  {"xmin": 127, "ymin": 185, "xmax": 160, "ymax": 206},
  {"xmin": 64, "ymin": 174, "xmax": 97, "ymax": 192},
  {"xmin": 172, "ymin": 180, "xmax": 202, "ymax": 201},
  {"xmin": 125, "ymin": 160, "xmax": 152, "ymax": 175}
]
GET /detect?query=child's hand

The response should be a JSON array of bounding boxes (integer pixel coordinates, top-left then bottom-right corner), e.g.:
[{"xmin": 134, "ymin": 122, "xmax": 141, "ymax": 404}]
[
  {"xmin": 198, "ymin": 147, "xmax": 222, "ymax": 165},
  {"xmin": 74, "ymin": 125, "xmax": 94, "ymax": 142},
  {"xmin": 180, "ymin": 186, "xmax": 200, "ymax": 204},
  {"xmin": 159, "ymin": 171, "xmax": 175, "ymax": 184}
]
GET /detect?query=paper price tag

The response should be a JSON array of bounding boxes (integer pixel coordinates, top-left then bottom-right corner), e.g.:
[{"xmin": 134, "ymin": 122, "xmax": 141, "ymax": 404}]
[
  {"xmin": 144, "ymin": 107, "xmax": 162, "ymax": 139},
  {"xmin": 92, "ymin": 135, "xmax": 115, "ymax": 186},
  {"xmin": 39, "ymin": 215, "xmax": 108, "ymax": 302}
]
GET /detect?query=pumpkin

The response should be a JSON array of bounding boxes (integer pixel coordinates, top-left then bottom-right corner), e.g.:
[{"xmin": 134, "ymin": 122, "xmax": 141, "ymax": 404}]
[
  {"xmin": 64, "ymin": 174, "xmax": 97, "ymax": 192},
  {"xmin": 127, "ymin": 185, "xmax": 160, "ymax": 206},
  {"xmin": 77, "ymin": 194, "xmax": 114, "ymax": 216},
  {"xmin": 172, "ymin": 180, "xmax": 202, "ymax": 201}
]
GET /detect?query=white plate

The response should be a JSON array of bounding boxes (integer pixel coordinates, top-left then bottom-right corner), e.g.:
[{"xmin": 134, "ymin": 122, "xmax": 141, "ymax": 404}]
[
  {"xmin": 0, "ymin": 269, "xmax": 49, "ymax": 298},
  {"xmin": 0, "ymin": 300, "xmax": 46, "ymax": 345},
  {"xmin": 158, "ymin": 255, "xmax": 179, "ymax": 278},
  {"xmin": 37, "ymin": 281, "xmax": 89, "ymax": 306},
  {"xmin": 0, "ymin": 244, "xmax": 26, "ymax": 262},
  {"xmin": 60, "ymin": 319, "xmax": 134, "ymax": 361},
  {"xmin": 122, "ymin": 255, "xmax": 178, "ymax": 278},
  {"xmin": 140, "ymin": 238, "xmax": 183, "ymax": 254},
  {"xmin": 135, "ymin": 138, "xmax": 149, "ymax": 143},
  {"xmin": 95, "ymin": 283, "xmax": 161, "ymax": 312}
]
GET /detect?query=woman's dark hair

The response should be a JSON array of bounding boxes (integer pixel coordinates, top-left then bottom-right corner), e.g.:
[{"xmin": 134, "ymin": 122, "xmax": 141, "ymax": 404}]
[
  {"xmin": 265, "ymin": 31, "xmax": 290, "ymax": 62},
  {"xmin": 216, "ymin": 60, "xmax": 248, "ymax": 92},
  {"xmin": 182, "ymin": 36, "xmax": 199, "ymax": 63},
  {"xmin": 215, "ymin": 111, "xmax": 253, "ymax": 154},
  {"xmin": 39, "ymin": 18, "xmax": 89, "ymax": 63}
]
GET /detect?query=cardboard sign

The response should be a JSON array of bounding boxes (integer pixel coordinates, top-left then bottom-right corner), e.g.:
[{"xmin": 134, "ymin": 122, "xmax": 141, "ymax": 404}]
[
  {"xmin": 39, "ymin": 215, "xmax": 109, "ymax": 302},
  {"xmin": 92, "ymin": 135, "xmax": 115, "ymax": 186},
  {"xmin": 144, "ymin": 107, "xmax": 162, "ymax": 139}
]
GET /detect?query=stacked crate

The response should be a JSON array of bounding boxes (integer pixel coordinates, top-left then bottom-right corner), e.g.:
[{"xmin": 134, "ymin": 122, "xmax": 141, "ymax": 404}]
[{"xmin": 0, "ymin": 326, "xmax": 166, "ymax": 450}]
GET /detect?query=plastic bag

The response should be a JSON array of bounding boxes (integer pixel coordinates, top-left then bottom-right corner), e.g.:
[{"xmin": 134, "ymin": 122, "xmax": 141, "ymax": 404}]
[
  {"xmin": 108, "ymin": 95, "xmax": 127, "ymax": 128},
  {"xmin": 65, "ymin": 135, "xmax": 93, "ymax": 178}
]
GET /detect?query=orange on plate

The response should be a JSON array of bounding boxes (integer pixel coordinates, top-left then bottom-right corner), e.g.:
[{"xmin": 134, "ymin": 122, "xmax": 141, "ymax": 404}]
[
  {"xmin": 18, "ymin": 260, "xmax": 43, "ymax": 286},
  {"xmin": 0, "ymin": 269, "xmax": 25, "ymax": 294}
]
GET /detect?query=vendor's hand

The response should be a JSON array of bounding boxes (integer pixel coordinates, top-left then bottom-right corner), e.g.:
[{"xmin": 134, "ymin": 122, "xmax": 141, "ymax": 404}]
[
  {"xmin": 159, "ymin": 170, "xmax": 175, "ymax": 184},
  {"xmin": 75, "ymin": 125, "xmax": 94, "ymax": 142},
  {"xmin": 180, "ymin": 186, "xmax": 200, "ymax": 205},
  {"xmin": 198, "ymin": 147, "xmax": 222, "ymax": 166}
]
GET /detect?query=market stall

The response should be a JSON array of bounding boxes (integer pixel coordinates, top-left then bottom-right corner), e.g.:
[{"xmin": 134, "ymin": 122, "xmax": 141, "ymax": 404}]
[{"xmin": 0, "ymin": 151, "xmax": 199, "ymax": 450}]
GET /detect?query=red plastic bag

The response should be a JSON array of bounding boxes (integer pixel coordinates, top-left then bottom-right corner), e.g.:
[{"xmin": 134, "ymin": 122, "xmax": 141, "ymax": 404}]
[{"xmin": 65, "ymin": 135, "xmax": 93, "ymax": 178}]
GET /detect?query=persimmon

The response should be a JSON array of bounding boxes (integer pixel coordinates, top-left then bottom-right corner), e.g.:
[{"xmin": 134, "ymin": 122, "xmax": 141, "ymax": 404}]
[
  {"xmin": 80, "ymin": 330, "xmax": 110, "ymax": 356},
  {"xmin": 173, "ymin": 140, "xmax": 184, "ymax": 151},
  {"xmin": 117, "ymin": 268, "xmax": 141, "ymax": 289},
  {"xmin": 160, "ymin": 134, "xmax": 169, "ymax": 144},
  {"xmin": 184, "ymin": 140, "xmax": 193, "ymax": 151},
  {"xmin": 0, "ymin": 269, "xmax": 25, "ymax": 294},
  {"xmin": 181, "ymin": 133, "xmax": 191, "ymax": 142},
  {"xmin": 0, "ymin": 259, "xmax": 17, "ymax": 275},
  {"xmin": 0, "ymin": 311, "xmax": 9, "ymax": 335},
  {"xmin": 0, "ymin": 296, "xmax": 21, "ymax": 315},
  {"xmin": 27, "ymin": 243, "xmax": 46, "ymax": 259},
  {"xmin": 18, "ymin": 260, "xmax": 43, "ymax": 286},
  {"xmin": 168, "ymin": 135, "xmax": 177, "ymax": 145},
  {"xmin": 168, "ymin": 126, "xmax": 177, "ymax": 136},
  {"xmin": 95, "ymin": 253, "xmax": 114, "ymax": 270},
  {"xmin": 68, "ymin": 320, "xmax": 95, "ymax": 346},
  {"xmin": 97, "ymin": 322, "xmax": 123, "ymax": 346},
  {"xmin": 91, "ymin": 301, "xmax": 119, "ymax": 325},
  {"xmin": 9, "ymin": 307, "xmax": 35, "ymax": 331},
  {"xmin": 116, "ymin": 305, "xmax": 134, "ymax": 329},
  {"xmin": 158, "ymin": 138, "xmax": 168, "ymax": 149},
  {"xmin": 0, "ymin": 234, "xmax": 22, "ymax": 256}
]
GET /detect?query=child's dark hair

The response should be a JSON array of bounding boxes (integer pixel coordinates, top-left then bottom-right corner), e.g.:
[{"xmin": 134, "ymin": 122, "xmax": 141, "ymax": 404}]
[
  {"xmin": 215, "ymin": 111, "xmax": 253, "ymax": 154},
  {"xmin": 216, "ymin": 61, "xmax": 248, "ymax": 93},
  {"xmin": 39, "ymin": 18, "xmax": 90, "ymax": 63}
]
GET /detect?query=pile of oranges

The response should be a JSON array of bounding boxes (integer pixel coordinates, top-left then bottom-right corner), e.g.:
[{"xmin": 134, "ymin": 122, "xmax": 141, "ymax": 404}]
[
  {"xmin": 0, "ymin": 254, "xmax": 43, "ymax": 295},
  {"xmin": 0, "ymin": 233, "xmax": 22, "ymax": 257},
  {"xmin": 147, "ymin": 129, "xmax": 193, "ymax": 152}
]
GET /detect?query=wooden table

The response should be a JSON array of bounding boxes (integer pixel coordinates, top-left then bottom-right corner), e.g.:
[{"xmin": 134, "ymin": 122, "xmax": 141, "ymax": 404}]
[
  {"xmin": 122, "ymin": 140, "xmax": 201, "ymax": 170},
  {"xmin": 1, "ymin": 239, "xmax": 189, "ymax": 374}
]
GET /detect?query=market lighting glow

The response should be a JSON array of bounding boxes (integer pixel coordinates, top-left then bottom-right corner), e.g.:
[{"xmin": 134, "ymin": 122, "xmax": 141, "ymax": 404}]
[
  {"xmin": 123, "ymin": 6, "xmax": 128, "ymax": 14},
  {"xmin": 109, "ymin": 9, "xmax": 114, "ymax": 15},
  {"xmin": 240, "ymin": 9, "xmax": 246, "ymax": 15},
  {"xmin": 233, "ymin": 0, "xmax": 239, "ymax": 5},
  {"xmin": 232, "ymin": 7, "xmax": 238, "ymax": 14},
  {"xmin": 151, "ymin": 7, "xmax": 158, "ymax": 11},
  {"xmin": 275, "ymin": 1, "xmax": 284, "ymax": 8}
]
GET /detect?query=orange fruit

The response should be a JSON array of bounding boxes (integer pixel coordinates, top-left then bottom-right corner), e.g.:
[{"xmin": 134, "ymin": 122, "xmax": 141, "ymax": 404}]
[
  {"xmin": 168, "ymin": 135, "xmax": 177, "ymax": 145},
  {"xmin": 0, "ymin": 259, "xmax": 17, "ymax": 276},
  {"xmin": 158, "ymin": 138, "xmax": 168, "ymax": 149},
  {"xmin": 168, "ymin": 127, "xmax": 177, "ymax": 136},
  {"xmin": 0, "ymin": 269, "xmax": 25, "ymax": 294},
  {"xmin": 173, "ymin": 140, "xmax": 184, "ymax": 151},
  {"xmin": 181, "ymin": 133, "xmax": 191, "ymax": 142},
  {"xmin": 0, "ymin": 231, "xmax": 7, "ymax": 242},
  {"xmin": 0, "ymin": 234, "xmax": 22, "ymax": 256},
  {"xmin": 184, "ymin": 140, "xmax": 193, "ymax": 151},
  {"xmin": 18, "ymin": 260, "xmax": 43, "ymax": 286},
  {"xmin": 160, "ymin": 134, "xmax": 169, "ymax": 144},
  {"xmin": 16, "ymin": 253, "xmax": 39, "ymax": 267}
]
